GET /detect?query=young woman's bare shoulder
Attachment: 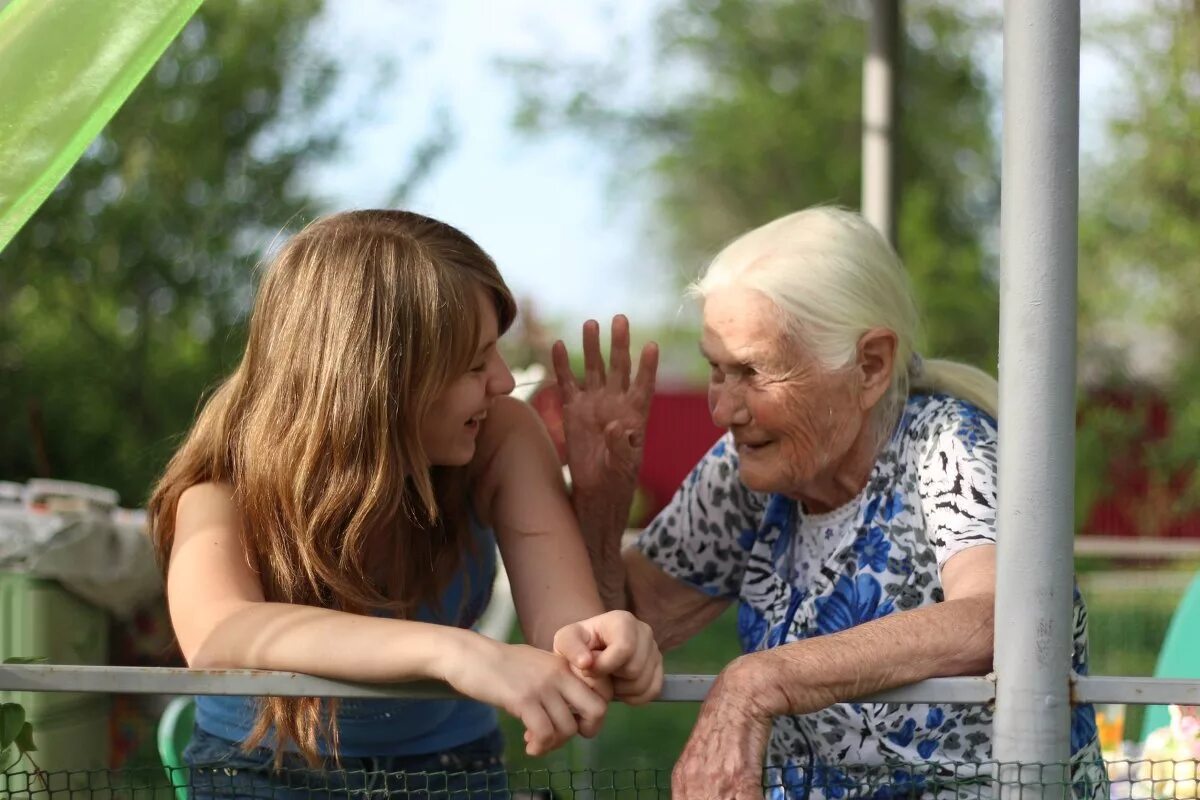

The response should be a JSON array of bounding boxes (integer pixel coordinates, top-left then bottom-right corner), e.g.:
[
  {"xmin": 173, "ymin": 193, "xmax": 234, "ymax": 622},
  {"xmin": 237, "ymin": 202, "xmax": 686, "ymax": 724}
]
[
  {"xmin": 469, "ymin": 395, "xmax": 557, "ymax": 491},
  {"xmin": 176, "ymin": 481, "xmax": 239, "ymax": 534},
  {"xmin": 474, "ymin": 395, "xmax": 546, "ymax": 453}
]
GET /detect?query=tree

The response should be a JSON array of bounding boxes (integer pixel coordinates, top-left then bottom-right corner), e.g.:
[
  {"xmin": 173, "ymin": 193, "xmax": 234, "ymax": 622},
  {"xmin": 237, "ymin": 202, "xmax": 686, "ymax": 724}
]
[
  {"xmin": 0, "ymin": 0, "xmax": 442, "ymax": 504},
  {"xmin": 1076, "ymin": 0, "xmax": 1200, "ymax": 516},
  {"xmin": 509, "ymin": 0, "xmax": 1000, "ymax": 373}
]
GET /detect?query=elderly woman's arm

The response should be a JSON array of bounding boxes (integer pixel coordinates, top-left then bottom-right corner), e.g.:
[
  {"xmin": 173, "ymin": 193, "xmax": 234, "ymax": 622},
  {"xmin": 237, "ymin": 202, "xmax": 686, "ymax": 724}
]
[
  {"xmin": 623, "ymin": 547, "xmax": 731, "ymax": 650},
  {"xmin": 553, "ymin": 316, "xmax": 736, "ymax": 647},
  {"xmin": 742, "ymin": 545, "xmax": 994, "ymax": 706},
  {"xmin": 572, "ymin": 489, "xmax": 731, "ymax": 650},
  {"xmin": 670, "ymin": 545, "xmax": 995, "ymax": 799}
]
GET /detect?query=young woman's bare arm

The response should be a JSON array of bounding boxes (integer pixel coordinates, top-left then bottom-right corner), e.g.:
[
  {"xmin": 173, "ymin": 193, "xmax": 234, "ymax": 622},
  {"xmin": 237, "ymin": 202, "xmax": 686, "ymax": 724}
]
[
  {"xmin": 167, "ymin": 481, "xmax": 607, "ymax": 756},
  {"xmin": 472, "ymin": 396, "xmax": 606, "ymax": 648},
  {"xmin": 473, "ymin": 397, "xmax": 662, "ymax": 703}
]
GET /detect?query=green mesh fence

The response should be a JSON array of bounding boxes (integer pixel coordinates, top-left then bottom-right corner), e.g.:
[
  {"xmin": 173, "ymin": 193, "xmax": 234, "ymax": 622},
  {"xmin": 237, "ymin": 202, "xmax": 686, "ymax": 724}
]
[{"xmin": 0, "ymin": 760, "xmax": 1195, "ymax": 800}]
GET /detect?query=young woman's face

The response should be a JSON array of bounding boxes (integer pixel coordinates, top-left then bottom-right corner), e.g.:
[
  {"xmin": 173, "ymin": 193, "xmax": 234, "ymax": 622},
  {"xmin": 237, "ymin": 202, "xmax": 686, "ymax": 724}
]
[{"xmin": 421, "ymin": 286, "xmax": 515, "ymax": 466}]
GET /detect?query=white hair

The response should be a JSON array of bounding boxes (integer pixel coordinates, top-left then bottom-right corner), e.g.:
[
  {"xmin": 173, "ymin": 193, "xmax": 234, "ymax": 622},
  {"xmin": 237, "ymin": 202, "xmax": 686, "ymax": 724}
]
[{"xmin": 690, "ymin": 206, "xmax": 998, "ymax": 441}]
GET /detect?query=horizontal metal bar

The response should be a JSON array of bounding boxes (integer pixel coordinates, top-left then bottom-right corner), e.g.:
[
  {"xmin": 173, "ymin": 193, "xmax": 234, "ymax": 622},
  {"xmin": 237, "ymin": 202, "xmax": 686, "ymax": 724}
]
[
  {"xmin": 7, "ymin": 667, "xmax": 1197, "ymax": 707},
  {"xmin": 627, "ymin": 531, "xmax": 1200, "ymax": 561},
  {"xmin": 0, "ymin": 664, "xmax": 453, "ymax": 699},
  {"xmin": 1073, "ymin": 676, "xmax": 1200, "ymax": 705},
  {"xmin": 1073, "ymin": 536, "xmax": 1200, "ymax": 559},
  {"xmin": 657, "ymin": 674, "xmax": 712, "ymax": 702},
  {"xmin": 0, "ymin": 665, "xmax": 996, "ymax": 704},
  {"xmin": 859, "ymin": 676, "xmax": 995, "ymax": 704}
]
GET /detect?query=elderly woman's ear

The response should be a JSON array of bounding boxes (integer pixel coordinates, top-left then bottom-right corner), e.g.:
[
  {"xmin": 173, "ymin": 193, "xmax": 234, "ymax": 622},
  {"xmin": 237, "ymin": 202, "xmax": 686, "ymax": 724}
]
[{"xmin": 855, "ymin": 327, "xmax": 899, "ymax": 411}]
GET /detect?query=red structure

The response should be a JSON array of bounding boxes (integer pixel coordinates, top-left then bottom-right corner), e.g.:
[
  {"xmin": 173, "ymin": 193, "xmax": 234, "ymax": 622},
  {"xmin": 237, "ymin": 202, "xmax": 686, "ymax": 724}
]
[
  {"xmin": 1079, "ymin": 386, "xmax": 1200, "ymax": 539},
  {"xmin": 529, "ymin": 386, "xmax": 720, "ymax": 526},
  {"xmin": 532, "ymin": 382, "xmax": 1200, "ymax": 537},
  {"xmin": 633, "ymin": 391, "xmax": 724, "ymax": 525}
]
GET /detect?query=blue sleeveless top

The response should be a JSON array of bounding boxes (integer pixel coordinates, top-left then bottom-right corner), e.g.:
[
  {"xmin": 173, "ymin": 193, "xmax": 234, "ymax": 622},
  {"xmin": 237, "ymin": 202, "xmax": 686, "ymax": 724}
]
[{"xmin": 194, "ymin": 519, "xmax": 500, "ymax": 757}]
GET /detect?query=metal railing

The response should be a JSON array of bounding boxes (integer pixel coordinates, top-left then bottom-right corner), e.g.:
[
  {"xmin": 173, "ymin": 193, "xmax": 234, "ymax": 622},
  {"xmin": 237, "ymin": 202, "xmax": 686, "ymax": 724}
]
[
  {"xmin": 3, "ymin": 665, "xmax": 1200, "ymax": 707},
  {"xmin": 1, "ymin": 665, "xmax": 1199, "ymax": 799}
]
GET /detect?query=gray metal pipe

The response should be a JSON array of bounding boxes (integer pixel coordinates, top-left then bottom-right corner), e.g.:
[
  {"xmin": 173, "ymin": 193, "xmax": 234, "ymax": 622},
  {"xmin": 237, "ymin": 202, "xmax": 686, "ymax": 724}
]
[
  {"xmin": 994, "ymin": 1, "xmax": 1081, "ymax": 796},
  {"xmin": 6, "ymin": 665, "xmax": 1200, "ymax": 706},
  {"xmin": 0, "ymin": 664, "xmax": 997, "ymax": 703},
  {"xmin": 861, "ymin": 0, "xmax": 900, "ymax": 244}
]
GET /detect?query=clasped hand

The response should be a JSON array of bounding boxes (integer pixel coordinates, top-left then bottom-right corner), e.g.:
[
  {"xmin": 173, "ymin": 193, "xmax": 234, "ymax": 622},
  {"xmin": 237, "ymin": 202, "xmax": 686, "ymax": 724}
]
[{"xmin": 445, "ymin": 610, "xmax": 661, "ymax": 757}]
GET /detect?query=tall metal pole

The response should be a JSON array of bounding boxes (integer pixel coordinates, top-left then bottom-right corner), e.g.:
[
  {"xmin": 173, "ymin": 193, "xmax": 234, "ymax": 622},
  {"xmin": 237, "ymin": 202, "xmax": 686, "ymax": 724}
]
[
  {"xmin": 861, "ymin": 0, "xmax": 900, "ymax": 245},
  {"xmin": 994, "ymin": 1, "xmax": 1080, "ymax": 797}
]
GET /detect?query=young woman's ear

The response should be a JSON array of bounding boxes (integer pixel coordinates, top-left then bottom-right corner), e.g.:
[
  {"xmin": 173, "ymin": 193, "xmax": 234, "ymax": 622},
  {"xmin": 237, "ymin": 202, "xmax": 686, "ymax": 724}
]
[{"xmin": 856, "ymin": 328, "xmax": 898, "ymax": 411}]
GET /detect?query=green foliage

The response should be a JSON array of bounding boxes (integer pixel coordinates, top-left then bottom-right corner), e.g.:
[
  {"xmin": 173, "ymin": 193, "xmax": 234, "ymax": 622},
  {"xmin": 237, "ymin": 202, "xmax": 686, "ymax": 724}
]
[
  {"xmin": 0, "ymin": 1, "xmax": 445, "ymax": 506},
  {"xmin": 0, "ymin": 0, "xmax": 343, "ymax": 504},
  {"xmin": 1078, "ymin": 1, "xmax": 1200, "ymax": 509},
  {"xmin": 0, "ymin": 702, "xmax": 37, "ymax": 777},
  {"xmin": 0, "ymin": 660, "xmax": 47, "ymax": 777},
  {"xmin": 0, "ymin": 704, "xmax": 24, "ymax": 751},
  {"xmin": 1074, "ymin": 402, "xmax": 1144, "ymax": 532},
  {"xmin": 510, "ymin": 0, "xmax": 1000, "ymax": 370}
]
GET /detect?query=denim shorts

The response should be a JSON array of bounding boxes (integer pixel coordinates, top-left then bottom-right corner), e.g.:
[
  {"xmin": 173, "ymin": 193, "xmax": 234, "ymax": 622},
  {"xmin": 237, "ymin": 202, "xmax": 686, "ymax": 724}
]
[{"xmin": 182, "ymin": 724, "xmax": 509, "ymax": 800}]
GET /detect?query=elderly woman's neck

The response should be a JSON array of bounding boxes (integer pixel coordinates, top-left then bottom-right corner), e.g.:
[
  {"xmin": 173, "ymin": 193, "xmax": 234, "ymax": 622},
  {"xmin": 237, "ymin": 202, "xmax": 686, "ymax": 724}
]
[{"xmin": 790, "ymin": 423, "xmax": 883, "ymax": 515}]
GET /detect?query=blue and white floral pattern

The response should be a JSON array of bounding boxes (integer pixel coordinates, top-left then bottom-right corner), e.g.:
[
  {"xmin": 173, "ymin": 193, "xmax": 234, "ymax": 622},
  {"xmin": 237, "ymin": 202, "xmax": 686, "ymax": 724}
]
[{"xmin": 640, "ymin": 394, "xmax": 1106, "ymax": 799}]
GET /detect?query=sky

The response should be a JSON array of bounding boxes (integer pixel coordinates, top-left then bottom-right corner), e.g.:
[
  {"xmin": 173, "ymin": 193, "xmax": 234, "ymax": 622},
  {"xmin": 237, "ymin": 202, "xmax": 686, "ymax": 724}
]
[
  {"xmin": 300, "ymin": 0, "xmax": 1137, "ymax": 334},
  {"xmin": 306, "ymin": 0, "xmax": 674, "ymax": 332}
]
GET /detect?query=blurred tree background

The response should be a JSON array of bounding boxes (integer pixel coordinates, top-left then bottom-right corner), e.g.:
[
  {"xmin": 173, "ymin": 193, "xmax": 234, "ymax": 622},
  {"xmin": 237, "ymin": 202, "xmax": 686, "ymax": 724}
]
[
  {"xmin": 0, "ymin": 0, "xmax": 1197, "ymax": 773},
  {"xmin": 0, "ymin": 0, "xmax": 443, "ymax": 505},
  {"xmin": 510, "ymin": 0, "xmax": 1000, "ymax": 378},
  {"xmin": 500, "ymin": 0, "xmax": 1200, "ymax": 768},
  {"xmin": 503, "ymin": 0, "xmax": 1006, "ymax": 771},
  {"xmin": 512, "ymin": 0, "xmax": 1200, "ymax": 531},
  {"xmin": 1076, "ymin": 0, "xmax": 1200, "ymax": 524},
  {"xmin": 9, "ymin": 0, "xmax": 1194, "ymax": 526}
]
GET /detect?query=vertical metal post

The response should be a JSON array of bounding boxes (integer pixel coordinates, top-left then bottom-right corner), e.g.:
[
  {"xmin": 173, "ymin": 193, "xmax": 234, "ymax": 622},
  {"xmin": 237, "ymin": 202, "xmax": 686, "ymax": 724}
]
[
  {"xmin": 994, "ymin": 1, "xmax": 1080, "ymax": 797},
  {"xmin": 861, "ymin": 0, "xmax": 900, "ymax": 245}
]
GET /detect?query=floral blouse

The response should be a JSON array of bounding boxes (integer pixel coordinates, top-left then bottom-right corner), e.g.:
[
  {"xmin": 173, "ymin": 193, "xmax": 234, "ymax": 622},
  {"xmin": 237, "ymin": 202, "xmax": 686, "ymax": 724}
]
[{"xmin": 638, "ymin": 393, "xmax": 1105, "ymax": 799}]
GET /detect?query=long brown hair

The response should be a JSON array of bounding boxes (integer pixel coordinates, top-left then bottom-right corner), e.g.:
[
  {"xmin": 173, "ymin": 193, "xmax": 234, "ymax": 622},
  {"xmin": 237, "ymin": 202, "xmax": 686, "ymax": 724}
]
[{"xmin": 148, "ymin": 210, "xmax": 516, "ymax": 764}]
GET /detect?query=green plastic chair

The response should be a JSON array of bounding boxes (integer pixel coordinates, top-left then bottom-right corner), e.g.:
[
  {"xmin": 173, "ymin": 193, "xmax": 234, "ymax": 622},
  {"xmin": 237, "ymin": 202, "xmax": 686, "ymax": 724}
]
[
  {"xmin": 1140, "ymin": 572, "xmax": 1200, "ymax": 741},
  {"xmin": 157, "ymin": 696, "xmax": 195, "ymax": 800}
]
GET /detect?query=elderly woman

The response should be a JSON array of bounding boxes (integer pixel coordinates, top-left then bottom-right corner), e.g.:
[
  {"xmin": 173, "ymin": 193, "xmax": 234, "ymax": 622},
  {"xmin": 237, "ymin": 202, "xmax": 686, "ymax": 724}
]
[{"xmin": 552, "ymin": 207, "xmax": 1104, "ymax": 799}]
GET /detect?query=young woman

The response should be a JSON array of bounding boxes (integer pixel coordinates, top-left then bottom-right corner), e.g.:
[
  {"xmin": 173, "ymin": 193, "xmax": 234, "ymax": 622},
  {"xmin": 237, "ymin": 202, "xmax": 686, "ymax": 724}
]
[{"xmin": 149, "ymin": 210, "xmax": 662, "ymax": 798}]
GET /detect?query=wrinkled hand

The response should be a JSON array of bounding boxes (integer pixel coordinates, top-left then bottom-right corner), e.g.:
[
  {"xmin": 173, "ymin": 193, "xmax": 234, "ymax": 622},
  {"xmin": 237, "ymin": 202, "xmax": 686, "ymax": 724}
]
[
  {"xmin": 672, "ymin": 659, "xmax": 779, "ymax": 800},
  {"xmin": 553, "ymin": 610, "xmax": 664, "ymax": 705},
  {"xmin": 552, "ymin": 315, "xmax": 658, "ymax": 495}
]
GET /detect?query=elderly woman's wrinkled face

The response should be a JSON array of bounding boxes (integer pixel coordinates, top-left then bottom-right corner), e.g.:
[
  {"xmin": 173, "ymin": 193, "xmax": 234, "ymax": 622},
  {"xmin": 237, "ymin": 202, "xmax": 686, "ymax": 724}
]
[{"xmin": 701, "ymin": 288, "xmax": 868, "ymax": 499}]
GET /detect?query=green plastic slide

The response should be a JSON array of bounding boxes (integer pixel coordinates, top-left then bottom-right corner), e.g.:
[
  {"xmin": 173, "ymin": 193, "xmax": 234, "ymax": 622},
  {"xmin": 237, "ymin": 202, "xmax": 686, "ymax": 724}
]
[
  {"xmin": 1141, "ymin": 572, "xmax": 1200, "ymax": 741},
  {"xmin": 0, "ymin": 0, "xmax": 205, "ymax": 251}
]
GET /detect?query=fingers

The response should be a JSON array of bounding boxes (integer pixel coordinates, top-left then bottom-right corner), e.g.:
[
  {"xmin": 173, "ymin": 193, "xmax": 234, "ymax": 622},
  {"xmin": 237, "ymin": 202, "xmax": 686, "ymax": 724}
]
[
  {"xmin": 620, "ymin": 622, "xmax": 656, "ymax": 686},
  {"xmin": 559, "ymin": 672, "xmax": 609, "ymax": 740},
  {"xmin": 574, "ymin": 611, "xmax": 661, "ymax": 705},
  {"xmin": 551, "ymin": 340, "xmax": 580, "ymax": 402},
  {"xmin": 582, "ymin": 319, "xmax": 605, "ymax": 389},
  {"xmin": 633, "ymin": 341, "xmax": 660, "ymax": 405},
  {"xmin": 614, "ymin": 654, "xmax": 663, "ymax": 706},
  {"xmin": 538, "ymin": 692, "xmax": 581, "ymax": 753},
  {"xmin": 520, "ymin": 702, "xmax": 556, "ymax": 757},
  {"xmin": 553, "ymin": 622, "xmax": 597, "ymax": 672},
  {"xmin": 570, "ymin": 661, "xmax": 615, "ymax": 702},
  {"xmin": 590, "ymin": 616, "xmax": 639, "ymax": 676},
  {"xmin": 579, "ymin": 671, "xmax": 615, "ymax": 703},
  {"xmin": 608, "ymin": 315, "xmax": 632, "ymax": 391}
]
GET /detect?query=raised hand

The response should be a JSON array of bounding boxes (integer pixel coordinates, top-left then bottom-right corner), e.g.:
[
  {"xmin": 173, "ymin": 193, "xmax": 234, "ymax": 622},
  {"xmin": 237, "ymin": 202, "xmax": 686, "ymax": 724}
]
[{"xmin": 551, "ymin": 315, "xmax": 658, "ymax": 496}]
